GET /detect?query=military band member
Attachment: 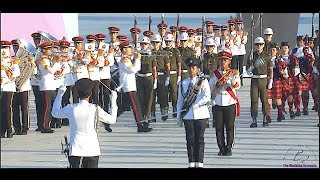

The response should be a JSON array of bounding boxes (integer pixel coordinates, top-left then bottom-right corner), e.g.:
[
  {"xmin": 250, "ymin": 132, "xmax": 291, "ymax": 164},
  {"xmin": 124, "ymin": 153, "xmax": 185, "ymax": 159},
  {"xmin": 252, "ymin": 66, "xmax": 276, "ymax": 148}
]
[
  {"xmin": 130, "ymin": 27, "xmax": 141, "ymax": 50},
  {"xmin": 59, "ymin": 40, "xmax": 75, "ymax": 126},
  {"xmin": 38, "ymin": 41, "xmax": 62, "ymax": 133},
  {"xmin": 118, "ymin": 40, "xmax": 152, "ymax": 132},
  {"xmin": 30, "ymin": 32, "xmax": 44, "ymax": 131},
  {"xmin": 231, "ymin": 18, "xmax": 248, "ymax": 86},
  {"xmin": 157, "ymin": 23, "xmax": 168, "ymax": 49},
  {"xmin": 267, "ymin": 43, "xmax": 288, "ymax": 122},
  {"xmin": 95, "ymin": 33, "xmax": 106, "ymax": 47},
  {"xmin": 12, "ymin": 40, "xmax": 34, "ymax": 135},
  {"xmin": 51, "ymin": 78, "xmax": 118, "ymax": 168},
  {"xmin": 263, "ymin": 28, "xmax": 275, "ymax": 54},
  {"xmin": 212, "ymin": 25, "xmax": 221, "ymax": 54},
  {"xmin": 170, "ymin": 25, "xmax": 178, "ymax": 48},
  {"xmin": 179, "ymin": 32, "xmax": 196, "ymax": 80},
  {"xmin": 228, "ymin": 19, "xmax": 236, "ymax": 37},
  {"xmin": 246, "ymin": 37, "xmax": 273, "ymax": 128},
  {"xmin": 177, "ymin": 57, "xmax": 211, "ymax": 168},
  {"xmin": 164, "ymin": 33, "xmax": 182, "ymax": 119},
  {"xmin": 210, "ymin": 49, "xmax": 240, "ymax": 156},
  {"xmin": 187, "ymin": 28, "xmax": 196, "ymax": 49},
  {"xmin": 136, "ymin": 36, "xmax": 157, "ymax": 121},
  {"xmin": 219, "ymin": 25, "xmax": 234, "ymax": 52},
  {"xmin": 205, "ymin": 20, "xmax": 214, "ymax": 38},
  {"xmin": 150, "ymin": 34, "xmax": 171, "ymax": 122},
  {"xmin": 71, "ymin": 36, "xmax": 88, "ymax": 104},
  {"xmin": 1, "ymin": 41, "xmax": 21, "ymax": 138}
]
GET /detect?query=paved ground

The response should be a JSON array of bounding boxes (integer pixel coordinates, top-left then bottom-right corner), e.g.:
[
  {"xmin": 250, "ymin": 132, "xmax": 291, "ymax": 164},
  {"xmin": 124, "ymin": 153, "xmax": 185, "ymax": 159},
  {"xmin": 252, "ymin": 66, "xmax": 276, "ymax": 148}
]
[{"xmin": 1, "ymin": 78, "xmax": 319, "ymax": 168}]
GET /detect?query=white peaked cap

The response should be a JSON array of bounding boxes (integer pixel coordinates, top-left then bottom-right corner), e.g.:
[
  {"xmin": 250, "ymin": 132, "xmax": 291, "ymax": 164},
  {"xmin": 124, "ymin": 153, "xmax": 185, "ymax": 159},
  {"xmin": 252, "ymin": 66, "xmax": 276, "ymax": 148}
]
[
  {"xmin": 140, "ymin": 36, "xmax": 150, "ymax": 44},
  {"xmin": 205, "ymin": 38, "xmax": 216, "ymax": 46},
  {"xmin": 152, "ymin": 34, "xmax": 162, "ymax": 42},
  {"xmin": 164, "ymin": 34, "xmax": 174, "ymax": 41},
  {"xmin": 180, "ymin": 32, "xmax": 189, "ymax": 41},
  {"xmin": 264, "ymin": 27, "xmax": 273, "ymax": 35},
  {"xmin": 254, "ymin": 37, "xmax": 265, "ymax": 44}
]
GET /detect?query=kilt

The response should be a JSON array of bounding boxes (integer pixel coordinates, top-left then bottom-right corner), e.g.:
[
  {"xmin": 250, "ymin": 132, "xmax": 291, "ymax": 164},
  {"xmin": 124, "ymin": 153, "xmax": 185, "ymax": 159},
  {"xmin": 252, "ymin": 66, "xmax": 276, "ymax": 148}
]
[
  {"xmin": 286, "ymin": 77, "xmax": 295, "ymax": 95},
  {"xmin": 298, "ymin": 73, "xmax": 311, "ymax": 91},
  {"xmin": 309, "ymin": 72, "xmax": 319, "ymax": 89},
  {"xmin": 268, "ymin": 80, "xmax": 283, "ymax": 99}
]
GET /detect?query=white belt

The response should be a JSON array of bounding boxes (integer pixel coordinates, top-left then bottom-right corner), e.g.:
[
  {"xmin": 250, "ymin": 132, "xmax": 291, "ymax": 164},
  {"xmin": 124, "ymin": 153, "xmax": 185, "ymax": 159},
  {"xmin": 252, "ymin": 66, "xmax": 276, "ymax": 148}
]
[
  {"xmin": 204, "ymin": 75, "xmax": 211, "ymax": 78},
  {"xmin": 157, "ymin": 72, "xmax": 165, "ymax": 75},
  {"xmin": 170, "ymin": 71, "xmax": 177, "ymax": 74},
  {"xmin": 218, "ymin": 92, "xmax": 229, "ymax": 95},
  {"xmin": 137, "ymin": 73, "xmax": 153, "ymax": 77},
  {"xmin": 182, "ymin": 70, "xmax": 188, "ymax": 73},
  {"xmin": 252, "ymin": 74, "xmax": 267, "ymax": 78}
]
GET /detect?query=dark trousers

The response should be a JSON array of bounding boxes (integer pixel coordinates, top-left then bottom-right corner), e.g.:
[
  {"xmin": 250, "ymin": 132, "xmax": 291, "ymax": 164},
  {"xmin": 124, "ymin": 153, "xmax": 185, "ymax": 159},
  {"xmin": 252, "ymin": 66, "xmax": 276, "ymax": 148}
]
[
  {"xmin": 169, "ymin": 74, "xmax": 178, "ymax": 107},
  {"xmin": 89, "ymin": 80, "xmax": 100, "ymax": 105},
  {"xmin": 111, "ymin": 75, "xmax": 130, "ymax": 116},
  {"xmin": 126, "ymin": 91, "xmax": 143, "ymax": 125},
  {"xmin": 183, "ymin": 119, "xmax": 208, "ymax": 163},
  {"xmin": 72, "ymin": 86, "xmax": 79, "ymax": 103},
  {"xmin": 32, "ymin": 85, "xmax": 43, "ymax": 129},
  {"xmin": 62, "ymin": 86, "xmax": 72, "ymax": 106},
  {"xmin": 99, "ymin": 79, "xmax": 111, "ymax": 112},
  {"xmin": 213, "ymin": 104, "xmax": 236, "ymax": 152},
  {"xmin": 231, "ymin": 55, "xmax": 244, "ymax": 83},
  {"xmin": 40, "ymin": 90, "xmax": 56, "ymax": 129},
  {"xmin": 13, "ymin": 91, "xmax": 30, "ymax": 132},
  {"xmin": 152, "ymin": 75, "xmax": 169, "ymax": 114},
  {"xmin": 68, "ymin": 156, "xmax": 99, "ymax": 168},
  {"xmin": 137, "ymin": 76, "xmax": 154, "ymax": 118},
  {"xmin": 250, "ymin": 78, "xmax": 268, "ymax": 118},
  {"xmin": 1, "ymin": 92, "xmax": 14, "ymax": 136}
]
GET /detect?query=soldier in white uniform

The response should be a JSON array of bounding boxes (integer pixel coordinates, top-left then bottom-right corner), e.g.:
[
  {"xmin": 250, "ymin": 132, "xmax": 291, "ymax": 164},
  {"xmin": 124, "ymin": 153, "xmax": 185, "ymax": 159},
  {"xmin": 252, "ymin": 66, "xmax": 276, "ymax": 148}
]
[
  {"xmin": 38, "ymin": 41, "xmax": 62, "ymax": 133},
  {"xmin": 1, "ymin": 41, "xmax": 21, "ymax": 138},
  {"xmin": 30, "ymin": 32, "xmax": 44, "ymax": 131},
  {"xmin": 209, "ymin": 49, "xmax": 241, "ymax": 156},
  {"xmin": 71, "ymin": 36, "xmax": 89, "ymax": 103},
  {"xmin": 176, "ymin": 57, "xmax": 211, "ymax": 168},
  {"xmin": 205, "ymin": 20, "xmax": 215, "ymax": 38},
  {"xmin": 118, "ymin": 40, "xmax": 152, "ymax": 132},
  {"xmin": 212, "ymin": 25, "xmax": 221, "ymax": 54},
  {"xmin": 51, "ymin": 78, "xmax": 118, "ymax": 168},
  {"xmin": 219, "ymin": 25, "xmax": 234, "ymax": 52},
  {"xmin": 11, "ymin": 40, "xmax": 35, "ymax": 135}
]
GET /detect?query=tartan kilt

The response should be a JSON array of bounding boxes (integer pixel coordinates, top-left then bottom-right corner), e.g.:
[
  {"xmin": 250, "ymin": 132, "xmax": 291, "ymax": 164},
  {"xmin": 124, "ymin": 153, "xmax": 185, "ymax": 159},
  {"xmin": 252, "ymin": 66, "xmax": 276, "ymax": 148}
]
[
  {"xmin": 298, "ymin": 73, "xmax": 311, "ymax": 91},
  {"xmin": 268, "ymin": 80, "xmax": 283, "ymax": 99},
  {"xmin": 286, "ymin": 77, "xmax": 295, "ymax": 95},
  {"xmin": 309, "ymin": 72, "xmax": 319, "ymax": 89}
]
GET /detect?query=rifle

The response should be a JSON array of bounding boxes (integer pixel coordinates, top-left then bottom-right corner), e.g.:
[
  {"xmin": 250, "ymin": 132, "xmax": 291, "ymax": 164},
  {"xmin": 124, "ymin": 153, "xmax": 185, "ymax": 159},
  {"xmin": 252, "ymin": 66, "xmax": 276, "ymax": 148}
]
[
  {"xmin": 160, "ymin": 13, "xmax": 165, "ymax": 39},
  {"xmin": 134, "ymin": 14, "xmax": 137, "ymax": 49},
  {"xmin": 148, "ymin": 14, "xmax": 152, "ymax": 39},
  {"xmin": 312, "ymin": 13, "xmax": 315, "ymax": 37},
  {"xmin": 259, "ymin": 13, "xmax": 263, "ymax": 37},
  {"xmin": 176, "ymin": 13, "xmax": 180, "ymax": 47},
  {"xmin": 249, "ymin": 14, "xmax": 255, "ymax": 70},
  {"xmin": 201, "ymin": 14, "xmax": 206, "ymax": 62}
]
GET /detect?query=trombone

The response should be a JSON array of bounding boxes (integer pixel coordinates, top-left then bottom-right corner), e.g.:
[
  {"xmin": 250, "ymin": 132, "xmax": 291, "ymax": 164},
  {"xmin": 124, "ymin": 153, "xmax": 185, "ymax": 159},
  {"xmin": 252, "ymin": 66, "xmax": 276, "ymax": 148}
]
[{"xmin": 135, "ymin": 49, "xmax": 172, "ymax": 57}]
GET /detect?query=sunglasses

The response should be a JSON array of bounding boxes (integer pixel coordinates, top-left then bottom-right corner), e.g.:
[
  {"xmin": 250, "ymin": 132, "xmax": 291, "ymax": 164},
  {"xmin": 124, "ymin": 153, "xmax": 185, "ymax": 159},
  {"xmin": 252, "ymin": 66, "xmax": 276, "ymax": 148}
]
[{"xmin": 255, "ymin": 43, "xmax": 264, "ymax": 46}]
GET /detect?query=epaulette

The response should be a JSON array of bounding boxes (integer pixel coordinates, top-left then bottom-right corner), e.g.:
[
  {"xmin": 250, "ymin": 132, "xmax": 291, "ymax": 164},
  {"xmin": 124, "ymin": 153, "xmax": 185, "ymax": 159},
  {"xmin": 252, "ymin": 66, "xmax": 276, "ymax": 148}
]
[
  {"xmin": 12, "ymin": 58, "xmax": 20, "ymax": 64},
  {"xmin": 1, "ymin": 65, "xmax": 5, "ymax": 70}
]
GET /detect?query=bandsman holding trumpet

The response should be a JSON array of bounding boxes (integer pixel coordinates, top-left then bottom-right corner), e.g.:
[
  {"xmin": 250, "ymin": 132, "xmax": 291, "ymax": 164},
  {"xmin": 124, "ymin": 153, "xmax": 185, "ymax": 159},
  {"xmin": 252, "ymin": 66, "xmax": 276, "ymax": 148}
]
[
  {"xmin": 1, "ymin": 40, "xmax": 21, "ymax": 138},
  {"xmin": 209, "ymin": 49, "xmax": 240, "ymax": 156}
]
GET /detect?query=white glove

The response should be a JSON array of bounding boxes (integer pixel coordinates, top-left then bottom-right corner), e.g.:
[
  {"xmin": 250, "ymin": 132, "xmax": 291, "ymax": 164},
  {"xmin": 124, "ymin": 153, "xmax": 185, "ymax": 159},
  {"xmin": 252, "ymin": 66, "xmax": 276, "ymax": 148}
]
[
  {"xmin": 165, "ymin": 76, "xmax": 170, "ymax": 86},
  {"xmin": 153, "ymin": 79, "xmax": 157, "ymax": 89},
  {"xmin": 246, "ymin": 66, "xmax": 254, "ymax": 75},
  {"xmin": 58, "ymin": 85, "xmax": 67, "ymax": 95},
  {"xmin": 313, "ymin": 66, "xmax": 319, "ymax": 74},
  {"xmin": 254, "ymin": 58, "xmax": 265, "ymax": 68},
  {"xmin": 283, "ymin": 74, "xmax": 289, "ymax": 79},
  {"xmin": 294, "ymin": 67, "xmax": 300, "ymax": 76},
  {"xmin": 193, "ymin": 103, "xmax": 200, "ymax": 110},
  {"xmin": 110, "ymin": 90, "xmax": 118, "ymax": 106},
  {"xmin": 267, "ymin": 79, "xmax": 273, "ymax": 89},
  {"xmin": 177, "ymin": 76, "xmax": 181, "ymax": 85},
  {"xmin": 115, "ymin": 85, "xmax": 122, "ymax": 92}
]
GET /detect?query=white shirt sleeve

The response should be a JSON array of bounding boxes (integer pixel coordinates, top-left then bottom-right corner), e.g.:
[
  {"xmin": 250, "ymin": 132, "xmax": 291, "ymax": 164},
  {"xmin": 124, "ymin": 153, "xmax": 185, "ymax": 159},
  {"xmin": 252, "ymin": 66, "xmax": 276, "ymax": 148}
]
[{"xmin": 97, "ymin": 105, "xmax": 117, "ymax": 124}]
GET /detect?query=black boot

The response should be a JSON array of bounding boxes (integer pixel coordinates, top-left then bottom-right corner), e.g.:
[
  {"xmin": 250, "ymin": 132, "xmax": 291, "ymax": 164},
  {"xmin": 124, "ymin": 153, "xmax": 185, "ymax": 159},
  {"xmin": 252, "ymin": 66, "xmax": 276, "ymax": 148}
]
[
  {"xmin": 262, "ymin": 115, "xmax": 268, "ymax": 127},
  {"xmin": 302, "ymin": 108, "xmax": 308, "ymax": 115},
  {"xmin": 149, "ymin": 112, "xmax": 156, "ymax": 123},
  {"xmin": 104, "ymin": 123, "xmax": 112, "ymax": 132},
  {"xmin": 250, "ymin": 117, "xmax": 257, "ymax": 128},
  {"xmin": 172, "ymin": 106, "xmax": 177, "ymax": 118},
  {"xmin": 277, "ymin": 113, "xmax": 285, "ymax": 122},
  {"xmin": 7, "ymin": 129, "xmax": 13, "ymax": 138},
  {"xmin": 266, "ymin": 115, "xmax": 271, "ymax": 123},
  {"xmin": 161, "ymin": 108, "xmax": 168, "ymax": 121},
  {"xmin": 289, "ymin": 110, "xmax": 295, "ymax": 119},
  {"xmin": 295, "ymin": 109, "xmax": 301, "ymax": 116},
  {"xmin": 137, "ymin": 123, "xmax": 152, "ymax": 132}
]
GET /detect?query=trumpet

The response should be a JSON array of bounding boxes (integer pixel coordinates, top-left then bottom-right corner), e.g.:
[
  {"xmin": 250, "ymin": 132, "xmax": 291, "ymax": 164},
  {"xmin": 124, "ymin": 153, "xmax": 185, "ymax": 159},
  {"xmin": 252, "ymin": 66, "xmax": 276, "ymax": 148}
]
[{"xmin": 135, "ymin": 49, "xmax": 173, "ymax": 57}]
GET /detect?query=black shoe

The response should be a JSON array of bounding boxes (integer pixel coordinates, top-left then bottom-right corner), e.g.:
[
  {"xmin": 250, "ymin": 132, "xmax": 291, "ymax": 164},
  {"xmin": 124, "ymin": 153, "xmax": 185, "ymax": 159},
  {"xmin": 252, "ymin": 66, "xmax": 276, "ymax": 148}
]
[
  {"xmin": 302, "ymin": 108, "xmax": 308, "ymax": 115},
  {"xmin": 289, "ymin": 110, "xmax": 295, "ymax": 119},
  {"xmin": 206, "ymin": 122, "xmax": 209, "ymax": 128},
  {"xmin": 212, "ymin": 123, "xmax": 215, "ymax": 128},
  {"xmin": 35, "ymin": 127, "xmax": 42, "ymax": 131},
  {"xmin": 172, "ymin": 106, "xmax": 177, "ymax": 118},
  {"xmin": 104, "ymin": 124, "xmax": 112, "ymax": 132},
  {"xmin": 266, "ymin": 115, "xmax": 271, "ymax": 123},
  {"xmin": 13, "ymin": 131, "xmax": 22, "ymax": 135},
  {"xmin": 277, "ymin": 114, "xmax": 285, "ymax": 122},
  {"xmin": 312, "ymin": 106, "xmax": 315, "ymax": 110},
  {"xmin": 250, "ymin": 123, "xmax": 257, "ymax": 128},
  {"xmin": 56, "ymin": 124, "xmax": 62, "ymax": 128},
  {"xmin": 61, "ymin": 119, "xmax": 69, "ymax": 126},
  {"xmin": 0, "ymin": 134, "xmax": 5, "ymax": 138},
  {"xmin": 21, "ymin": 129, "xmax": 27, "ymax": 135},
  {"xmin": 50, "ymin": 124, "xmax": 56, "ymax": 128},
  {"xmin": 262, "ymin": 122, "xmax": 268, "ymax": 127},
  {"xmin": 224, "ymin": 149, "xmax": 232, "ymax": 156},
  {"xmin": 137, "ymin": 125, "xmax": 153, "ymax": 133},
  {"xmin": 272, "ymin": 102, "xmax": 277, "ymax": 109},
  {"xmin": 41, "ymin": 129, "xmax": 55, "ymax": 133},
  {"xmin": 295, "ymin": 109, "xmax": 301, "ymax": 116},
  {"xmin": 161, "ymin": 109, "xmax": 168, "ymax": 121},
  {"xmin": 218, "ymin": 149, "xmax": 225, "ymax": 156}
]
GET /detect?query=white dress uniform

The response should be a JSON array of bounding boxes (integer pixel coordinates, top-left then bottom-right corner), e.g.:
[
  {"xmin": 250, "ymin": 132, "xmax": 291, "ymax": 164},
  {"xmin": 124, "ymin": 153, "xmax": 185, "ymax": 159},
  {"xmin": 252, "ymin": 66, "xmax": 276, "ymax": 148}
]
[
  {"xmin": 51, "ymin": 94, "xmax": 118, "ymax": 157},
  {"xmin": 30, "ymin": 50, "xmax": 42, "ymax": 86},
  {"xmin": 118, "ymin": 55, "xmax": 141, "ymax": 93},
  {"xmin": 71, "ymin": 50, "xmax": 89, "ymax": 82},
  {"xmin": 38, "ymin": 56, "xmax": 61, "ymax": 91},
  {"xmin": 209, "ymin": 68, "xmax": 241, "ymax": 106},
  {"xmin": 219, "ymin": 36, "xmax": 234, "ymax": 53},
  {"xmin": 232, "ymin": 31, "xmax": 248, "ymax": 56},
  {"xmin": 1, "ymin": 57, "xmax": 20, "ymax": 92},
  {"xmin": 98, "ymin": 53, "xmax": 114, "ymax": 80},
  {"xmin": 63, "ymin": 54, "xmax": 75, "ymax": 86},
  {"xmin": 87, "ymin": 52, "xmax": 100, "ymax": 81},
  {"xmin": 213, "ymin": 36, "xmax": 220, "ymax": 54},
  {"xmin": 176, "ymin": 76, "xmax": 211, "ymax": 120}
]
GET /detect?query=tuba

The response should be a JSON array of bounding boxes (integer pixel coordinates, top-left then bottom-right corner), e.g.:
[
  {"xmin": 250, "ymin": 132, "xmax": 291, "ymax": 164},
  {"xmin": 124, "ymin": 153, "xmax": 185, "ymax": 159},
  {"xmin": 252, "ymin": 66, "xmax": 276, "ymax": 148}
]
[
  {"xmin": 39, "ymin": 31, "xmax": 59, "ymax": 45},
  {"xmin": 15, "ymin": 39, "xmax": 38, "ymax": 91}
]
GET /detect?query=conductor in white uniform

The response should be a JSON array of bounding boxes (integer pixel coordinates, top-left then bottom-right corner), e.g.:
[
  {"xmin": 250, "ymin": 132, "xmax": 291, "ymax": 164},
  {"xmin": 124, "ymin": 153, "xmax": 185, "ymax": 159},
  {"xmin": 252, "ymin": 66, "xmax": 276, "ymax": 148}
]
[{"xmin": 52, "ymin": 78, "xmax": 118, "ymax": 168}]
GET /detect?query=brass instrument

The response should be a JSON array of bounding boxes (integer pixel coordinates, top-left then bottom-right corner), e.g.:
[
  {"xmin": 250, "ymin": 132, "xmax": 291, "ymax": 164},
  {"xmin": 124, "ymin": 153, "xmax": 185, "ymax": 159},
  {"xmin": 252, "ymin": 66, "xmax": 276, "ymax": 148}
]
[
  {"xmin": 39, "ymin": 31, "xmax": 58, "ymax": 45},
  {"xmin": 15, "ymin": 39, "xmax": 37, "ymax": 90}
]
